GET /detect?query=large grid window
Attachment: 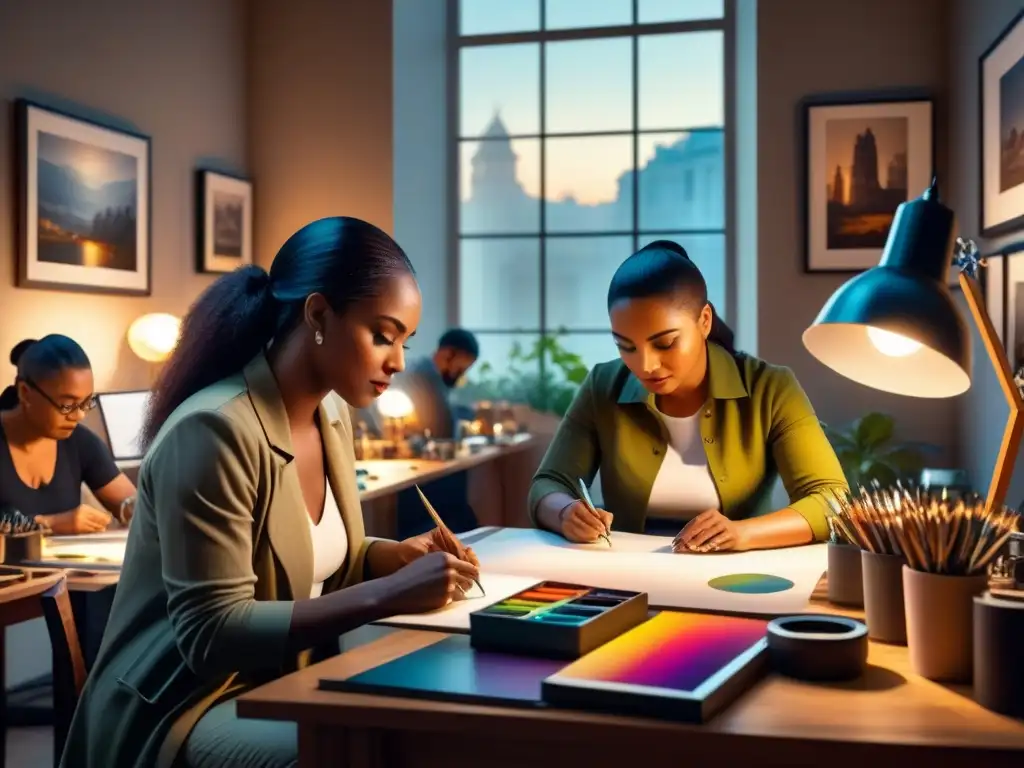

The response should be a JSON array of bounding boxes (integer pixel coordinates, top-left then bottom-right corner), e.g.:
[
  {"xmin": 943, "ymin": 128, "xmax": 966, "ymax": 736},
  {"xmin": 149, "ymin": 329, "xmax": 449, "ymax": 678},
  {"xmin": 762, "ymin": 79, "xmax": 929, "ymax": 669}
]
[{"xmin": 453, "ymin": 0, "xmax": 730, "ymax": 381}]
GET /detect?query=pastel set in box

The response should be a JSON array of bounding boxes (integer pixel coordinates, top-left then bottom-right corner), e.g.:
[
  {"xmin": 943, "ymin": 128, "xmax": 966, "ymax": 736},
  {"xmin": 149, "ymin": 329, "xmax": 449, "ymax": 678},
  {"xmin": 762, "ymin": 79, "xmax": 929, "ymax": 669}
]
[{"xmin": 468, "ymin": 581, "xmax": 649, "ymax": 658}]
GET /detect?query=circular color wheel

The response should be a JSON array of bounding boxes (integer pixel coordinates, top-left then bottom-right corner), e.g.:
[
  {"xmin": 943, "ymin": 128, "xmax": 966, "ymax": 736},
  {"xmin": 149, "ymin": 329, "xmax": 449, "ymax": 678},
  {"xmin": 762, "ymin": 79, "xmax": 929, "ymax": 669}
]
[{"xmin": 707, "ymin": 573, "xmax": 795, "ymax": 594}]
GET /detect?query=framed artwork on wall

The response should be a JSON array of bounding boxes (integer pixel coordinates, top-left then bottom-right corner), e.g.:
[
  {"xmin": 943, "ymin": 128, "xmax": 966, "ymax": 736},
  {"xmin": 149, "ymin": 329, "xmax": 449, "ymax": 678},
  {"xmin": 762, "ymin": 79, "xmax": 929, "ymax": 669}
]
[
  {"xmin": 980, "ymin": 9, "xmax": 1024, "ymax": 237},
  {"xmin": 1004, "ymin": 252, "xmax": 1024, "ymax": 371},
  {"xmin": 196, "ymin": 170, "xmax": 253, "ymax": 274},
  {"xmin": 16, "ymin": 99, "xmax": 151, "ymax": 296},
  {"xmin": 803, "ymin": 96, "xmax": 934, "ymax": 273},
  {"xmin": 981, "ymin": 254, "xmax": 1006, "ymax": 348}
]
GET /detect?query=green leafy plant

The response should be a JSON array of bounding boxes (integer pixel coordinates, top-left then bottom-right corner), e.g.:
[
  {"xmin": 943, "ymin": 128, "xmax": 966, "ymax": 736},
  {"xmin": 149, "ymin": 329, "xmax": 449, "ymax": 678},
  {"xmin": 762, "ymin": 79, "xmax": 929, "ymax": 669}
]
[
  {"xmin": 822, "ymin": 411, "xmax": 939, "ymax": 488},
  {"xmin": 454, "ymin": 330, "xmax": 590, "ymax": 416}
]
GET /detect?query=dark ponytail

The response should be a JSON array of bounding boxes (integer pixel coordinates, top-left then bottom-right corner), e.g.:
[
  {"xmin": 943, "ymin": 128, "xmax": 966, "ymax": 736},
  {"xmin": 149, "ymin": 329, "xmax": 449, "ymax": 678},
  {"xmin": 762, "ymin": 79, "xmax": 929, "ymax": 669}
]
[
  {"xmin": 607, "ymin": 239, "xmax": 739, "ymax": 355},
  {"xmin": 0, "ymin": 336, "xmax": 91, "ymax": 412},
  {"xmin": 141, "ymin": 265, "xmax": 275, "ymax": 448},
  {"xmin": 141, "ymin": 216, "xmax": 414, "ymax": 449}
]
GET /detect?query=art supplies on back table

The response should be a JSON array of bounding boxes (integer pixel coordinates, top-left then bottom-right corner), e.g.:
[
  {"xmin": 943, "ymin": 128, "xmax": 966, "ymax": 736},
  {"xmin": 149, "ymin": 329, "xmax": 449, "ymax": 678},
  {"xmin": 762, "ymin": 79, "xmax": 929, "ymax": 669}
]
[
  {"xmin": 469, "ymin": 581, "xmax": 648, "ymax": 658},
  {"xmin": 541, "ymin": 611, "xmax": 770, "ymax": 723}
]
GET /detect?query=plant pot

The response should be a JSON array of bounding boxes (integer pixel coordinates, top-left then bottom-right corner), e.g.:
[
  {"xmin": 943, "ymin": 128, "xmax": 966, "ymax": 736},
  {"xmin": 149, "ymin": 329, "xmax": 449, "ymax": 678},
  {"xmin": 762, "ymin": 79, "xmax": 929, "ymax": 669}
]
[
  {"xmin": 904, "ymin": 566, "xmax": 987, "ymax": 683},
  {"xmin": 861, "ymin": 551, "xmax": 906, "ymax": 644},
  {"xmin": 827, "ymin": 542, "xmax": 864, "ymax": 607}
]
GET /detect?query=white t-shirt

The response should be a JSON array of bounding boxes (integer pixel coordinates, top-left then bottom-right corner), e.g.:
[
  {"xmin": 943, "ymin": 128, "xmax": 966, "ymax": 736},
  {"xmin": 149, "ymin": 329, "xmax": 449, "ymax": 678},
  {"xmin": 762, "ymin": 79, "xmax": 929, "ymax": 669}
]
[
  {"xmin": 645, "ymin": 408, "xmax": 721, "ymax": 519},
  {"xmin": 308, "ymin": 477, "xmax": 349, "ymax": 598}
]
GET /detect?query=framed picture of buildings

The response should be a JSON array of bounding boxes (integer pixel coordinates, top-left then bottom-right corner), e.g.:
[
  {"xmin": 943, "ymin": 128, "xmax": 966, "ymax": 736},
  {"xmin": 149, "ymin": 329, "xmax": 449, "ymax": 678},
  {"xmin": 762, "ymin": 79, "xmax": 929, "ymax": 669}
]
[
  {"xmin": 196, "ymin": 170, "xmax": 253, "ymax": 274},
  {"xmin": 16, "ymin": 99, "xmax": 151, "ymax": 295},
  {"xmin": 803, "ymin": 97, "xmax": 934, "ymax": 273},
  {"xmin": 980, "ymin": 9, "xmax": 1024, "ymax": 237}
]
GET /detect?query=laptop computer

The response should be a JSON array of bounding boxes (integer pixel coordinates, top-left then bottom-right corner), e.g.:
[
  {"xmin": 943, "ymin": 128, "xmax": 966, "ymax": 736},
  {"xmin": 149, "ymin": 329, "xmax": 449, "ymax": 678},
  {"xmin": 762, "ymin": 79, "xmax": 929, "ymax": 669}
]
[{"xmin": 96, "ymin": 390, "xmax": 151, "ymax": 462}]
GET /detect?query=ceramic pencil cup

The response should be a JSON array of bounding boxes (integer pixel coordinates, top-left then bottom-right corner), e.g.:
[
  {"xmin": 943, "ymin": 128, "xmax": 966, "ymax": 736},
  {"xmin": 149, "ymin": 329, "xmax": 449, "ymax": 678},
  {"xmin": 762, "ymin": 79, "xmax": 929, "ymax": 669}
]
[
  {"xmin": 903, "ymin": 566, "xmax": 987, "ymax": 683},
  {"xmin": 827, "ymin": 542, "xmax": 864, "ymax": 607},
  {"xmin": 860, "ymin": 551, "xmax": 906, "ymax": 644}
]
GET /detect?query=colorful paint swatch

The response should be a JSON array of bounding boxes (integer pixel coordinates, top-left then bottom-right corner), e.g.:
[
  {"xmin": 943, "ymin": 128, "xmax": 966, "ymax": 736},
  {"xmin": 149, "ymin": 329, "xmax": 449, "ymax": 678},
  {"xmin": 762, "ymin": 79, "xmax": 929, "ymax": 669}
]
[
  {"xmin": 549, "ymin": 611, "xmax": 768, "ymax": 692},
  {"xmin": 707, "ymin": 573, "xmax": 795, "ymax": 594},
  {"xmin": 322, "ymin": 635, "xmax": 566, "ymax": 706}
]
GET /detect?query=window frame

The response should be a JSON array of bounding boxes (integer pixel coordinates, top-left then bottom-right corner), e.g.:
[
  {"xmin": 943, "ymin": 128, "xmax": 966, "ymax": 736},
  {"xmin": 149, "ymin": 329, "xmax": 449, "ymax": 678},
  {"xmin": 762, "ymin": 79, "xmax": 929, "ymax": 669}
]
[{"xmin": 446, "ymin": 0, "xmax": 736, "ymax": 367}]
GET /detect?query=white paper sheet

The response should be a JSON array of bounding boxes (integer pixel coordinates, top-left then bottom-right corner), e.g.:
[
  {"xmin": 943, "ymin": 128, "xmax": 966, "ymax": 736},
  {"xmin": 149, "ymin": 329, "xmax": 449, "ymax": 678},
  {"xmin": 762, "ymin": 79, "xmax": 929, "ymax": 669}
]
[
  {"xmin": 374, "ymin": 573, "xmax": 542, "ymax": 632},
  {"xmin": 470, "ymin": 528, "xmax": 827, "ymax": 616},
  {"xmin": 40, "ymin": 529, "xmax": 130, "ymax": 566}
]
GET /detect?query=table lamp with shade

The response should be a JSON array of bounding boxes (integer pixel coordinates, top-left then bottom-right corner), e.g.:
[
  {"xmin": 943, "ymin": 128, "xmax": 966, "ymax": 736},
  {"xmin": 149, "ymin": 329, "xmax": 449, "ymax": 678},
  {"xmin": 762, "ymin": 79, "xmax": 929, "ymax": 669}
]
[
  {"xmin": 375, "ymin": 387, "xmax": 415, "ymax": 446},
  {"xmin": 803, "ymin": 180, "xmax": 1023, "ymax": 516},
  {"xmin": 127, "ymin": 312, "xmax": 181, "ymax": 386}
]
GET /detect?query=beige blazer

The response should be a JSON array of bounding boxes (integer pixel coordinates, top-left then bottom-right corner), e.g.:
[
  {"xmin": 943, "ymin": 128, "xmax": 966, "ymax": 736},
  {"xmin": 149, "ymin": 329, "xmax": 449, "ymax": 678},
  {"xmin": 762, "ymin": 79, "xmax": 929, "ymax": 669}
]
[{"xmin": 60, "ymin": 353, "xmax": 377, "ymax": 768}]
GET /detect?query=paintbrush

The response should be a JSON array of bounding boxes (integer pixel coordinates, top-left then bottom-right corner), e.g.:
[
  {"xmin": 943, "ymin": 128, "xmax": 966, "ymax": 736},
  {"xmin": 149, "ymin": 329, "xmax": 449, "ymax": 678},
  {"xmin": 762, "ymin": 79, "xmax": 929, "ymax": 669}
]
[
  {"xmin": 577, "ymin": 478, "xmax": 612, "ymax": 547},
  {"xmin": 826, "ymin": 483, "xmax": 1020, "ymax": 576},
  {"xmin": 413, "ymin": 485, "xmax": 485, "ymax": 596}
]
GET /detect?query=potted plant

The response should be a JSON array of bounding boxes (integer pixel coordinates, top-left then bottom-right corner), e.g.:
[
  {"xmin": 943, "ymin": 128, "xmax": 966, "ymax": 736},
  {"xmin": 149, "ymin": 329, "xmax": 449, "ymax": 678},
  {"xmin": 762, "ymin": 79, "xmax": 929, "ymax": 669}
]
[
  {"xmin": 454, "ymin": 331, "xmax": 589, "ymax": 429},
  {"xmin": 821, "ymin": 411, "xmax": 938, "ymax": 488}
]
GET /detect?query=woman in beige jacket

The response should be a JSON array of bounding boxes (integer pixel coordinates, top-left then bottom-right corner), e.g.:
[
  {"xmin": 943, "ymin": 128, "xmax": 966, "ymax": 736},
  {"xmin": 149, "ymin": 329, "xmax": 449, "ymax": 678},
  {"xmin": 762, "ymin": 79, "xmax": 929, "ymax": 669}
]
[{"xmin": 60, "ymin": 217, "xmax": 479, "ymax": 768}]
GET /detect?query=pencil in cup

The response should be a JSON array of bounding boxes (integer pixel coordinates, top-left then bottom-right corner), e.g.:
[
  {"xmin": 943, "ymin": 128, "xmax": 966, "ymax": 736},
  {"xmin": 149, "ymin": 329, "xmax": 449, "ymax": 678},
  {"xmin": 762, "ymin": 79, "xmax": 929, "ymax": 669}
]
[
  {"xmin": 577, "ymin": 478, "xmax": 612, "ymax": 546},
  {"xmin": 413, "ymin": 485, "xmax": 485, "ymax": 596}
]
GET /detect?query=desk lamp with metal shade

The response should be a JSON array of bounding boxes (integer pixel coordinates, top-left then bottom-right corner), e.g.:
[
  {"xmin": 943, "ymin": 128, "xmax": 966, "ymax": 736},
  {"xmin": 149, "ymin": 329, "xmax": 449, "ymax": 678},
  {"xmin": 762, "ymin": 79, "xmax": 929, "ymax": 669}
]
[{"xmin": 803, "ymin": 180, "xmax": 1024, "ymax": 517}]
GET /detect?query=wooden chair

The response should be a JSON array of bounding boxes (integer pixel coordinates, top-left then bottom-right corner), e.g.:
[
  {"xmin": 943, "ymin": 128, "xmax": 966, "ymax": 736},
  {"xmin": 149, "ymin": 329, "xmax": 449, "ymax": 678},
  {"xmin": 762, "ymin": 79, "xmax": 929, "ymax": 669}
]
[{"xmin": 40, "ymin": 577, "xmax": 86, "ymax": 768}]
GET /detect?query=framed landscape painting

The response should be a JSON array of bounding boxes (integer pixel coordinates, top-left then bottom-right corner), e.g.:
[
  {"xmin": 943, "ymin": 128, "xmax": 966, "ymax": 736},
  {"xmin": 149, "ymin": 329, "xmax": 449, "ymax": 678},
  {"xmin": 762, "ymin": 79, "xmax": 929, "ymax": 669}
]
[
  {"xmin": 16, "ymin": 100, "xmax": 151, "ymax": 295},
  {"xmin": 803, "ymin": 97, "xmax": 934, "ymax": 273},
  {"xmin": 196, "ymin": 170, "xmax": 253, "ymax": 274},
  {"xmin": 980, "ymin": 9, "xmax": 1024, "ymax": 237}
]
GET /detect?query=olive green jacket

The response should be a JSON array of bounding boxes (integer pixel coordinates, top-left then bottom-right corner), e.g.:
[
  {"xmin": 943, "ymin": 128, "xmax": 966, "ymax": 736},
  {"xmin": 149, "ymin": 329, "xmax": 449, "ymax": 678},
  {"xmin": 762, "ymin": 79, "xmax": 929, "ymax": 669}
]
[
  {"xmin": 60, "ymin": 353, "xmax": 378, "ymax": 768},
  {"xmin": 529, "ymin": 343, "xmax": 848, "ymax": 541}
]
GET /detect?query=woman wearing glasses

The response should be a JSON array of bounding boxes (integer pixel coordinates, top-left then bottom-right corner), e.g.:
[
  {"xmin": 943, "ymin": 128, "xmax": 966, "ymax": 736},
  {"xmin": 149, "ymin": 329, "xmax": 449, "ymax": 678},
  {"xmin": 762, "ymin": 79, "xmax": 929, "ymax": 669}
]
[{"xmin": 0, "ymin": 335, "xmax": 136, "ymax": 534}]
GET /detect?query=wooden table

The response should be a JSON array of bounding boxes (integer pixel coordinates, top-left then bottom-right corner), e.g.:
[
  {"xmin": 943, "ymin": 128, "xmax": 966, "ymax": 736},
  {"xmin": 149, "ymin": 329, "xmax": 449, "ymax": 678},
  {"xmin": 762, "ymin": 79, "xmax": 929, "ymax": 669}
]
[{"xmin": 237, "ymin": 578, "xmax": 1024, "ymax": 767}]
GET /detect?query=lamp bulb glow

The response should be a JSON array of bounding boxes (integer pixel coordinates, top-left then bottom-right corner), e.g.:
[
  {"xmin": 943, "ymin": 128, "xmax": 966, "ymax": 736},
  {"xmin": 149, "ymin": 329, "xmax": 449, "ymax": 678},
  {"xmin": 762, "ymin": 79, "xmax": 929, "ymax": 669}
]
[
  {"xmin": 376, "ymin": 388, "xmax": 414, "ymax": 419},
  {"xmin": 127, "ymin": 313, "xmax": 181, "ymax": 363},
  {"xmin": 867, "ymin": 326, "xmax": 922, "ymax": 357}
]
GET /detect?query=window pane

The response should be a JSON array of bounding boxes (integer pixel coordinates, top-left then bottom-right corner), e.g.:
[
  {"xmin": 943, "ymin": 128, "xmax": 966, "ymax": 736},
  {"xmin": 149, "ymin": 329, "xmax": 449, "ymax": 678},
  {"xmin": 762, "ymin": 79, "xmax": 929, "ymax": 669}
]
[
  {"xmin": 638, "ymin": 0, "xmax": 724, "ymax": 23},
  {"xmin": 558, "ymin": 333, "xmax": 617, "ymax": 372},
  {"xmin": 545, "ymin": 135, "xmax": 633, "ymax": 232},
  {"xmin": 545, "ymin": 38, "xmax": 632, "ymax": 134},
  {"xmin": 545, "ymin": 0, "xmax": 632, "ymax": 30},
  {"xmin": 637, "ymin": 131, "xmax": 724, "ymax": 231},
  {"xmin": 460, "ymin": 0, "xmax": 540, "ymax": 36},
  {"xmin": 545, "ymin": 236, "xmax": 633, "ymax": 329},
  {"xmin": 460, "ymin": 44, "xmax": 540, "ymax": 137},
  {"xmin": 639, "ymin": 32, "xmax": 723, "ymax": 131},
  {"xmin": 457, "ymin": 333, "xmax": 541, "ymax": 395},
  {"xmin": 637, "ymin": 233, "xmax": 727, "ymax": 317},
  {"xmin": 460, "ymin": 138, "xmax": 541, "ymax": 234},
  {"xmin": 459, "ymin": 238, "xmax": 541, "ymax": 330}
]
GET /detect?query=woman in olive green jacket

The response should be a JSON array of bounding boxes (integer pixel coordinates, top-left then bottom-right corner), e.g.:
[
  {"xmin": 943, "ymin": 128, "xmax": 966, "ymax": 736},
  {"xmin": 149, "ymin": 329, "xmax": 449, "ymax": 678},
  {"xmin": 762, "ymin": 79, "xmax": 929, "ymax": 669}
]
[
  {"xmin": 530, "ymin": 240, "xmax": 848, "ymax": 553},
  {"xmin": 60, "ymin": 217, "xmax": 479, "ymax": 768}
]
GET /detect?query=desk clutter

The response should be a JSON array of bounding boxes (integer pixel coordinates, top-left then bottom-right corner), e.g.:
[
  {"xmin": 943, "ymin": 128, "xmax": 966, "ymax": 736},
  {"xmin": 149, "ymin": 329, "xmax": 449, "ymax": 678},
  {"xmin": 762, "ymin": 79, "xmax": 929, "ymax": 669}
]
[{"xmin": 0, "ymin": 508, "xmax": 46, "ymax": 564}]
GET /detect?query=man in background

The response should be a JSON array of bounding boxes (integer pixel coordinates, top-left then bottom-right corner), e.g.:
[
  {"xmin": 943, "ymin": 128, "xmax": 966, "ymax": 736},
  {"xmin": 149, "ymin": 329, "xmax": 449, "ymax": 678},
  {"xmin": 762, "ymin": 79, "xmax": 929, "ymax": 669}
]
[{"xmin": 359, "ymin": 328, "xmax": 480, "ymax": 439}]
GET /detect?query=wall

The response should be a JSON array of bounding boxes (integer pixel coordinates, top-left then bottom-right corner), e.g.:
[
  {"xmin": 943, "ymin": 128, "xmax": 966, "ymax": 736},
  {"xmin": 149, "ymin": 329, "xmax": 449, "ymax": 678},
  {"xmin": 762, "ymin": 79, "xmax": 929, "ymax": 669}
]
[
  {"xmin": 0, "ymin": 0, "xmax": 248, "ymax": 690},
  {"xmin": 949, "ymin": 0, "xmax": 1024, "ymax": 504},
  {"xmin": 756, "ymin": 0, "xmax": 958, "ymax": 463},
  {"xmin": 247, "ymin": 0, "xmax": 396, "ymax": 271},
  {"xmin": 0, "ymin": 0, "xmax": 248, "ymax": 393}
]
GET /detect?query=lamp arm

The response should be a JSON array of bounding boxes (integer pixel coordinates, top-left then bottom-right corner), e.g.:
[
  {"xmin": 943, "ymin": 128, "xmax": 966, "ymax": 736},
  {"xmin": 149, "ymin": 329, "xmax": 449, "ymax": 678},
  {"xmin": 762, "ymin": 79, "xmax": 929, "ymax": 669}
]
[{"xmin": 957, "ymin": 269, "xmax": 1024, "ymax": 516}]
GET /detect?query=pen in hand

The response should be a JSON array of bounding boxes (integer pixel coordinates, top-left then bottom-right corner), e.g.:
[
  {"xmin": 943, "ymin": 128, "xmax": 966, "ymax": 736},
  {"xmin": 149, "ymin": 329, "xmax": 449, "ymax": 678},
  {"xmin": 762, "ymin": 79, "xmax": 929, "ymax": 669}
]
[
  {"xmin": 414, "ymin": 485, "xmax": 486, "ymax": 596},
  {"xmin": 577, "ymin": 479, "xmax": 612, "ymax": 547}
]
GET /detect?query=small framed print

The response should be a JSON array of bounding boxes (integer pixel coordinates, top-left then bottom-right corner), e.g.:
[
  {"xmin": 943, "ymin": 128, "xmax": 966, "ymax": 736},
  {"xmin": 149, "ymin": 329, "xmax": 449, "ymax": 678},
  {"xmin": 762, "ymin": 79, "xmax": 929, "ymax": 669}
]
[
  {"xmin": 980, "ymin": 9, "xmax": 1024, "ymax": 236},
  {"xmin": 196, "ymin": 170, "xmax": 252, "ymax": 274},
  {"xmin": 803, "ymin": 96, "xmax": 934, "ymax": 273}
]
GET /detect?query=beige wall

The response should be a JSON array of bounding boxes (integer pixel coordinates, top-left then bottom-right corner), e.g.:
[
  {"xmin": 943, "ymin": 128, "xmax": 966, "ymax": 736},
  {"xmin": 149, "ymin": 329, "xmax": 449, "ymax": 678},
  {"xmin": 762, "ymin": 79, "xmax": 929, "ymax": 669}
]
[
  {"xmin": 0, "ymin": 0, "xmax": 249, "ymax": 393},
  {"xmin": 948, "ymin": 0, "xmax": 1024, "ymax": 502},
  {"xmin": 756, "ymin": 0, "xmax": 958, "ymax": 462},
  {"xmin": 247, "ymin": 0, "xmax": 395, "ymax": 267}
]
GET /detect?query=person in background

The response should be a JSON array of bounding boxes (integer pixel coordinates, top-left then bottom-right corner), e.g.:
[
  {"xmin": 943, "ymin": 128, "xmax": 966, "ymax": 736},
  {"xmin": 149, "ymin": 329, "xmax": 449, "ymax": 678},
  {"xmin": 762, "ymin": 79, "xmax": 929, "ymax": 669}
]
[
  {"xmin": 0, "ymin": 335, "xmax": 136, "ymax": 534},
  {"xmin": 60, "ymin": 217, "xmax": 480, "ymax": 768},
  {"xmin": 529, "ymin": 240, "xmax": 848, "ymax": 553},
  {"xmin": 359, "ymin": 327, "xmax": 479, "ymax": 439}
]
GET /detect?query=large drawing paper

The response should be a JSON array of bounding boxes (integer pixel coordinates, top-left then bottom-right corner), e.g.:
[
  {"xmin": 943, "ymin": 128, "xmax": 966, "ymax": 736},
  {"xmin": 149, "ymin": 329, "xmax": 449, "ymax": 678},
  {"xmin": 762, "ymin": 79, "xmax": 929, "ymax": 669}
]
[{"xmin": 470, "ymin": 528, "xmax": 827, "ymax": 616}]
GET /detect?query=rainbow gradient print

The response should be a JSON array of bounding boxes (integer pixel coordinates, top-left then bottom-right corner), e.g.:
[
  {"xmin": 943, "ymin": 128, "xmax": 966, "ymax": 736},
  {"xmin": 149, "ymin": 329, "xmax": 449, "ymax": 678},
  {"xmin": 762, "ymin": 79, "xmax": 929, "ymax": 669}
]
[{"xmin": 552, "ymin": 611, "xmax": 768, "ymax": 691}]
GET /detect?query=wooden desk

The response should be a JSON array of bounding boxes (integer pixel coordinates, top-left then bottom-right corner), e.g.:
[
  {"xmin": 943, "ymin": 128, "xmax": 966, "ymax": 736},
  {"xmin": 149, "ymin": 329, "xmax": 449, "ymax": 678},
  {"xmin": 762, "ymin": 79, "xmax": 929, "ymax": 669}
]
[{"xmin": 237, "ymin": 578, "xmax": 1024, "ymax": 768}]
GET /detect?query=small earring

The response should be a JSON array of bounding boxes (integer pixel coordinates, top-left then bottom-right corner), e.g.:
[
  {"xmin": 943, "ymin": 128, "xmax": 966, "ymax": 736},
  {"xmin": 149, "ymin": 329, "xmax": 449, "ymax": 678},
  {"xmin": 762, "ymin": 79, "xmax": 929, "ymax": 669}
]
[{"xmin": 314, "ymin": 330, "xmax": 324, "ymax": 346}]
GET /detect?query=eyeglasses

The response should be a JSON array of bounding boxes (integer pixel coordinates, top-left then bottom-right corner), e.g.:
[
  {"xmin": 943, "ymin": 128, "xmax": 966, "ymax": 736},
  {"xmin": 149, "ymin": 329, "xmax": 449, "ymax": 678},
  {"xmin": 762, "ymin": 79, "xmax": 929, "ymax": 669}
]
[{"xmin": 23, "ymin": 378, "xmax": 97, "ymax": 416}]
